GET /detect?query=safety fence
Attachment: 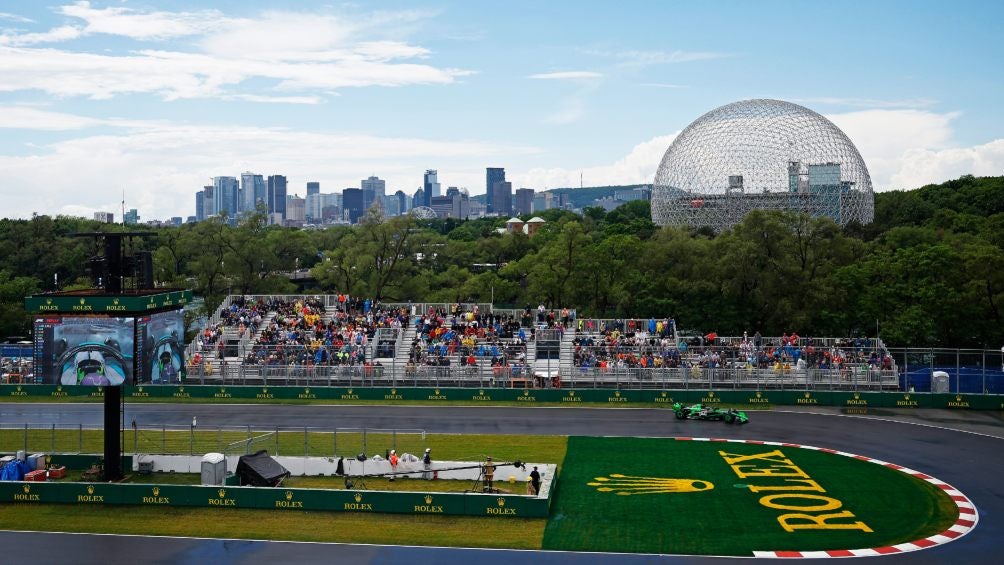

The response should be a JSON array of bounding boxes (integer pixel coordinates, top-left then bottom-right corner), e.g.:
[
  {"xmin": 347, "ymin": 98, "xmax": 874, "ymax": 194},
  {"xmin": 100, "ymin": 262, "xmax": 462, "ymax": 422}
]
[
  {"xmin": 172, "ymin": 362, "xmax": 901, "ymax": 390},
  {"xmin": 1, "ymin": 384, "xmax": 1000, "ymax": 409},
  {"xmin": 0, "ymin": 423, "xmax": 426, "ymax": 460}
]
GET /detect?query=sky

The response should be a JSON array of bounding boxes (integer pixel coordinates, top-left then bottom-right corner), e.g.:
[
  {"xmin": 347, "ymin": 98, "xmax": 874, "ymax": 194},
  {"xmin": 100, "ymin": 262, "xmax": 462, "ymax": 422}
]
[{"xmin": 0, "ymin": 0, "xmax": 1002, "ymax": 221}]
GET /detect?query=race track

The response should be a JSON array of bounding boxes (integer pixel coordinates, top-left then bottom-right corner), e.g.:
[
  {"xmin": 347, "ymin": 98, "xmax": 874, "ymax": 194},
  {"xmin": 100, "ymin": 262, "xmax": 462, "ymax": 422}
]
[{"xmin": 1, "ymin": 403, "xmax": 1002, "ymax": 563}]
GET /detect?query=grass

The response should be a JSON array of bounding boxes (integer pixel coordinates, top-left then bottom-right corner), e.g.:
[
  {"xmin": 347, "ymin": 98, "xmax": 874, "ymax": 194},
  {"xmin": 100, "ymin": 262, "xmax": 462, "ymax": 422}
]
[
  {"xmin": 0, "ymin": 505, "xmax": 546, "ymax": 549},
  {"xmin": 0, "ymin": 433, "xmax": 565, "ymax": 550},
  {"xmin": 542, "ymin": 437, "xmax": 959, "ymax": 556}
]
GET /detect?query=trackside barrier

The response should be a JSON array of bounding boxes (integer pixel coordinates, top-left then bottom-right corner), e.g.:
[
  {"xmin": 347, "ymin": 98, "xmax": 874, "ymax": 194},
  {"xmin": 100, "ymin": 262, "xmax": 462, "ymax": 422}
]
[
  {"xmin": 0, "ymin": 479, "xmax": 550, "ymax": 517},
  {"xmin": 1, "ymin": 384, "xmax": 1001, "ymax": 410}
]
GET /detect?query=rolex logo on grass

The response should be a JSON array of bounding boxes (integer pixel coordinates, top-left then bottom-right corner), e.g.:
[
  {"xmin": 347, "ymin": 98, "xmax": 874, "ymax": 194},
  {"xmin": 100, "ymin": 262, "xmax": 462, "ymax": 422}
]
[{"xmin": 588, "ymin": 474, "xmax": 714, "ymax": 496}]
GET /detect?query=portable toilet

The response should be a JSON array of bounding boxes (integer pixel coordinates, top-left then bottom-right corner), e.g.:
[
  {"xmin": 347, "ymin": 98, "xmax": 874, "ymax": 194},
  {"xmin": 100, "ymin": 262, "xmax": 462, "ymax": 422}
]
[
  {"xmin": 201, "ymin": 453, "xmax": 226, "ymax": 485},
  {"xmin": 932, "ymin": 371, "xmax": 950, "ymax": 393}
]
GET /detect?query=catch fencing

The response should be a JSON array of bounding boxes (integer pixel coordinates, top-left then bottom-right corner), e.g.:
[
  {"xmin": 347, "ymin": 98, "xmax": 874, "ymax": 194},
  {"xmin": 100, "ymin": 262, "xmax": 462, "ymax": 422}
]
[{"xmin": 0, "ymin": 423, "xmax": 426, "ymax": 459}]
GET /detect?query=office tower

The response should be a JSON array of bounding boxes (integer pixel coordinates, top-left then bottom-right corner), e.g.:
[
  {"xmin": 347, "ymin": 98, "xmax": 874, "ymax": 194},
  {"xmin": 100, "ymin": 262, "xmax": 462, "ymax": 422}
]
[
  {"xmin": 491, "ymin": 181, "xmax": 513, "ymax": 216},
  {"xmin": 202, "ymin": 185, "xmax": 214, "ymax": 220},
  {"xmin": 267, "ymin": 175, "xmax": 287, "ymax": 220},
  {"xmin": 515, "ymin": 188, "xmax": 535, "ymax": 215},
  {"xmin": 196, "ymin": 191, "xmax": 205, "ymax": 222},
  {"xmin": 486, "ymin": 167, "xmax": 505, "ymax": 213},
  {"xmin": 124, "ymin": 209, "xmax": 139, "ymax": 225},
  {"xmin": 307, "ymin": 181, "xmax": 320, "ymax": 196},
  {"xmin": 241, "ymin": 173, "xmax": 266, "ymax": 213},
  {"xmin": 413, "ymin": 188, "xmax": 425, "ymax": 209},
  {"xmin": 214, "ymin": 176, "xmax": 239, "ymax": 220},
  {"xmin": 422, "ymin": 170, "xmax": 439, "ymax": 208},
  {"xmin": 321, "ymin": 193, "xmax": 341, "ymax": 221},
  {"xmin": 93, "ymin": 212, "xmax": 114, "ymax": 223},
  {"xmin": 395, "ymin": 190, "xmax": 408, "ymax": 215},
  {"xmin": 286, "ymin": 195, "xmax": 306, "ymax": 225},
  {"xmin": 306, "ymin": 193, "xmax": 322, "ymax": 223},
  {"xmin": 361, "ymin": 175, "xmax": 385, "ymax": 211},
  {"xmin": 342, "ymin": 188, "xmax": 364, "ymax": 223}
]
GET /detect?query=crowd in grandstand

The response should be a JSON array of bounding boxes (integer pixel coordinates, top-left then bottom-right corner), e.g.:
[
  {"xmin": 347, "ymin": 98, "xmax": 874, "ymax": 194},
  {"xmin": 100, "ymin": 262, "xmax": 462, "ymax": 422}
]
[
  {"xmin": 239, "ymin": 297, "xmax": 409, "ymax": 369},
  {"xmin": 573, "ymin": 325, "xmax": 892, "ymax": 375},
  {"xmin": 407, "ymin": 304, "xmax": 529, "ymax": 378}
]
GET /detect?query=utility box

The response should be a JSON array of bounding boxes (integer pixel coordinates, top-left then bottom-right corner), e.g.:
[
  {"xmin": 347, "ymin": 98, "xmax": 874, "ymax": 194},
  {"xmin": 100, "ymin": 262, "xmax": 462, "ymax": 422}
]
[
  {"xmin": 201, "ymin": 453, "xmax": 226, "ymax": 485},
  {"xmin": 932, "ymin": 371, "xmax": 950, "ymax": 393}
]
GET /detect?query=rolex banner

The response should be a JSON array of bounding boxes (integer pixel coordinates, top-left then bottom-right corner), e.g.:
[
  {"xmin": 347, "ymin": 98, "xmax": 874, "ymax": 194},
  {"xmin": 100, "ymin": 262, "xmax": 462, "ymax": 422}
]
[{"xmin": 0, "ymin": 480, "xmax": 550, "ymax": 517}]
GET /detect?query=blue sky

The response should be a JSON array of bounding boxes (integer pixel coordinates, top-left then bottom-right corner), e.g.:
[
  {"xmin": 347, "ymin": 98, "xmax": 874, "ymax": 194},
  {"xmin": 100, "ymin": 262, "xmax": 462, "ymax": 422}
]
[{"xmin": 1, "ymin": 0, "xmax": 1002, "ymax": 220}]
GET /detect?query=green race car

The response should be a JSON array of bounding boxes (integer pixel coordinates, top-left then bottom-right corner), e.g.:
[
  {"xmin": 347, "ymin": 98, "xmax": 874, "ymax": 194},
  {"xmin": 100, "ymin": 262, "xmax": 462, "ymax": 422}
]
[{"xmin": 673, "ymin": 402, "xmax": 749, "ymax": 424}]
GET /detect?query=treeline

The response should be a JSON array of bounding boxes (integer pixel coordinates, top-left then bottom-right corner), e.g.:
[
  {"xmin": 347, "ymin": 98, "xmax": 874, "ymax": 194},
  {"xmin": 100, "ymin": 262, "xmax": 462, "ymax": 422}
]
[{"xmin": 1, "ymin": 175, "xmax": 1002, "ymax": 348}]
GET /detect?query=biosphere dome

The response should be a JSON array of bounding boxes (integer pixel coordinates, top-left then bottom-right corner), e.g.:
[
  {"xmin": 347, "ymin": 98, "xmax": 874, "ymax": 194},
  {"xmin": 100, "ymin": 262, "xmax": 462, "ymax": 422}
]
[
  {"xmin": 651, "ymin": 99, "xmax": 873, "ymax": 230},
  {"xmin": 409, "ymin": 206, "xmax": 439, "ymax": 220}
]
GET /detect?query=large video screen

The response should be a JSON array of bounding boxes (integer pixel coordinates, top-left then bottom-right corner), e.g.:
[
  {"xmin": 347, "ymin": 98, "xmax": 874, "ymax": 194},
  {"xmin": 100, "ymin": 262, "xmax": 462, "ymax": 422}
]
[
  {"xmin": 138, "ymin": 310, "xmax": 184, "ymax": 384},
  {"xmin": 33, "ymin": 316, "xmax": 136, "ymax": 385}
]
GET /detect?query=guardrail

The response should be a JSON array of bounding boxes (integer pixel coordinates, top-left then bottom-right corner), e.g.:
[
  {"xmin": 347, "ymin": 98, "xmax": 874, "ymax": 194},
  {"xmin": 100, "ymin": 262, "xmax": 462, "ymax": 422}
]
[{"xmin": 1, "ymin": 384, "xmax": 1001, "ymax": 409}]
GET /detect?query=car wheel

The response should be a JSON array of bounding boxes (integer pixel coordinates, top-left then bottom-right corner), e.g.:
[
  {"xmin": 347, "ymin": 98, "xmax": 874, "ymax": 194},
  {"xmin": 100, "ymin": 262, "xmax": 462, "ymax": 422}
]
[
  {"xmin": 675, "ymin": 411, "xmax": 686, "ymax": 420},
  {"xmin": 724, "ymin": 413, "xmax": 734, "ymax": 424}
]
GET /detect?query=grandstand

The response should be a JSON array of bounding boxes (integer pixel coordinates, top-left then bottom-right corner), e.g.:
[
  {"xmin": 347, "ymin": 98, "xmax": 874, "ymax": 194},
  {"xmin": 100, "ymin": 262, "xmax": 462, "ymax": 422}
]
[{"xmin": 180, "ymin": 296, "xmax": 901, "ymax": 391}]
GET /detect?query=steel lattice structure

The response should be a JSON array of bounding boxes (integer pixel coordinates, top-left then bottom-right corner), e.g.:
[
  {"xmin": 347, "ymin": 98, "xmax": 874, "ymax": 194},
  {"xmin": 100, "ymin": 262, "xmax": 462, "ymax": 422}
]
[{"xmin": 651, "ymin": 99, "xmax": 874, "ymax": 230}]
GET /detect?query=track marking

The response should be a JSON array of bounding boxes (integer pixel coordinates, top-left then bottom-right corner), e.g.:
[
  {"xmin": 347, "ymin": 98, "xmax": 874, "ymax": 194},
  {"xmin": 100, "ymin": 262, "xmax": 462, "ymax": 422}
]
[{"xmin": 661, "ymin": 437, "xmax": 979, "ymax": 559}]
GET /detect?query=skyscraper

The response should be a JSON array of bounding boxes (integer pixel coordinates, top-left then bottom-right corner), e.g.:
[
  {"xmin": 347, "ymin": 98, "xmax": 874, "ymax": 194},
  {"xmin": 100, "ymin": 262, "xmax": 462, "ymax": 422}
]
[
  {"xmin": 267, "ymin": 175, "xmax": 287, "ymax": 222},
  {"xmin": 395, "ymin": 190, "xmax": 408, "ymax": 215},
  {"xmin": 515, "ymin": 188, "xmax": 535, "ymax": 215},
  {"xmin": 423, "ymin": 170, "xmax": 439, "ymax": 208},
  {"xmin": 361, "ymin": 176, "xmax": 386, "ymax": 211},
  {"xmin": 214, "ymin": 176, "xmax": 239, "ymax": 221},
  {"xmin": 195, "ymin": 191, "xmax": 205, "ymax": 222},
  {"xmin": 202, "ymin": 185, "xmax": 214, "ymax": 220},
  {"xmin": 492, "ymin": 181, "xmax": 513, "ymax": 216},
  {"xmin": 244, "ymin": 173, "xmax": 266, "ymax": 213},
  {"xmin": 124, "ymin": 209, "xmax": 139, "ymax": 225},
  {"xmin": 342, "ymin": 188, "xmax": 364, "ymax": 223},
  {"xmin": 486, "ymin": 167, "xmax": 505, "ymax": 213},
  {"xmin": 307, "ymin": 181, "xmax": 320, "ymax": 196}
]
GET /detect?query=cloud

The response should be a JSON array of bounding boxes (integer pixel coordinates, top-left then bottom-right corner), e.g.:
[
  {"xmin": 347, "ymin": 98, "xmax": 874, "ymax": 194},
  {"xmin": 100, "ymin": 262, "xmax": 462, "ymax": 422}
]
[
  {"xmin": 0, "ymin": 25, "xmax": 82, "ymax": 46},
  {"xmin": 584, "ymin": 48, "xmax": 728, "ymax": 67},
  {"xmin": 0, "ymin": 12, "xmax": 34, "ymax": 24},
  {"xmin": 825, "ymin": 109, "xmax": 959, "ymax": 190},
  {"xmin": 516, "ymin": 134, "xmax": 678, "ymax": 189},
  {"xmin": 528, "ymin": 71, "xmax": 602, "ymax": 80},
  {"xmin": 0, "ymin": 6, "xmax": 468, "ymax": 101},
  {"xmin": 222, "ymin": 94, "xmax": 323, "ymax": 105},
  {"xmin": 0, "ymin": 44, "xmax": 469, "ymax": 100},
  {"xmin": 58, "ymin": 1, "xmax": 224, "ymax": 41},
  {"xmin": 796, "ymin": 96, "xmax": 937, "ymax": 109},
  {"xmin": 889, "ymin": 140, "xmax": 1004, "ymax": 189},
  {"xmin": 0, "ymin": 105, "xmax": 104, "ymax": 130},
  {"xmin": 0, "ymin": 121, "xmax": 537, "ymax": 220}
]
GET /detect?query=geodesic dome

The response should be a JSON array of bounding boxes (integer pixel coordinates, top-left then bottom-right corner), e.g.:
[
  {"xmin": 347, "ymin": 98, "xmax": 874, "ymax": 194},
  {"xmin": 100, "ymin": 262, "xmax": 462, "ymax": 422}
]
[
  {"xmin": 651, "ymin": 99, "xmax": 873, "ymax": 230},
  {"xmin": 409, "ymin": 206, "xmax": 439, "ymax": 220}
]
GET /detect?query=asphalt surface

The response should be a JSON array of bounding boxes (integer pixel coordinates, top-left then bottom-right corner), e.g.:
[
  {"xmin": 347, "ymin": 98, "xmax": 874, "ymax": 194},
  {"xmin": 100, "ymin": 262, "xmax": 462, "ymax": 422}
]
[{"xmin": 1, "ymin": 403, "xmax": 1002, "ymax": 564}]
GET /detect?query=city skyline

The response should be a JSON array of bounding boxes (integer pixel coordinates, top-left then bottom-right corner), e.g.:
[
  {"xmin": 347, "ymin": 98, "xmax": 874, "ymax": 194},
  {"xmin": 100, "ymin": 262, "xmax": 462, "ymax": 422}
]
[{"xmin": 1, "ymin": 1, "xmax": 1003, "ymax": 221}]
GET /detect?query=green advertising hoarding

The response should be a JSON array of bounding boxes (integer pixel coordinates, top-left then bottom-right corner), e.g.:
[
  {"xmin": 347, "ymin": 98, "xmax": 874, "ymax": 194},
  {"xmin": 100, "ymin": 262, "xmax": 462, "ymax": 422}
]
[
  {"xmin": 25, "ymin": 290, "xmax": 193, "ymax": 314},
  {"xmin": 0, "ymin": 480, "xmax": 550, "ymax": 517}
]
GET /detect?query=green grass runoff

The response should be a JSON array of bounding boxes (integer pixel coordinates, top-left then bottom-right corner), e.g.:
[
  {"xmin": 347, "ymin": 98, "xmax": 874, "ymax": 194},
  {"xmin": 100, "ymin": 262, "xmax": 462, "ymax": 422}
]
[
  {"xmin": 0, "ymin": 505, "xmax": 545, "ymax": 549},
  {"xmin": 0, "ymin": 433, "xmax": 961, "ymax": 556},
  {"xmin": 543, "ymin": 437, "xmax": 959, "ymax": 556}
]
